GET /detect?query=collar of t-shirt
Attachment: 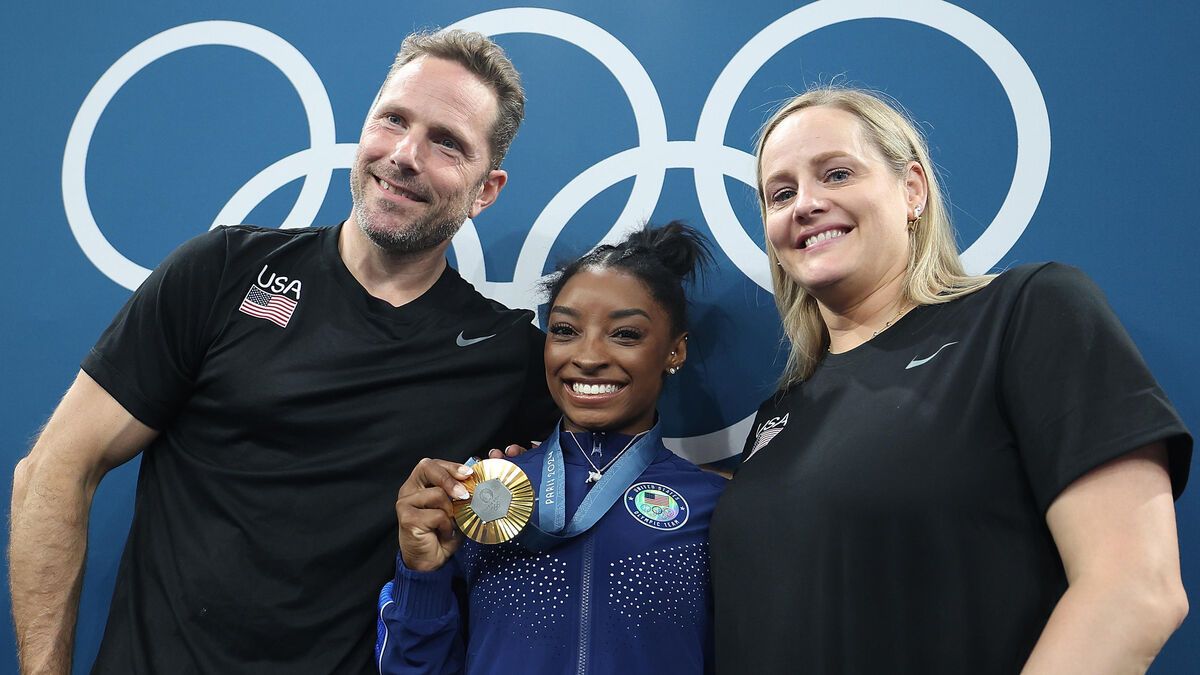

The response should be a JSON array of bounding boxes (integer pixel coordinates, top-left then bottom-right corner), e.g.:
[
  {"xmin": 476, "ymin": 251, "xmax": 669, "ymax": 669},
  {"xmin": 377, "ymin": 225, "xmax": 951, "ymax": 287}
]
[{"xmin": 322, "ymin": 222, "xmax": 465, "ymax": 324}]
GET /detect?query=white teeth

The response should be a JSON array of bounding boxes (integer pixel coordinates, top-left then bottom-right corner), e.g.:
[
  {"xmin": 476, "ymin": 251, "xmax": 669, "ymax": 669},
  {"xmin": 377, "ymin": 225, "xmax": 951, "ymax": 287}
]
[
  {"xmin": 571, "ymin": 382, "xmax": 621, "ymax": 395},
  {"xmin": 805, "ymin": 229, "xmax": 846, "ymax": 248},
  {"xmin": 378, "ymin": 178, "xmax": 422, "ymax": 201}
]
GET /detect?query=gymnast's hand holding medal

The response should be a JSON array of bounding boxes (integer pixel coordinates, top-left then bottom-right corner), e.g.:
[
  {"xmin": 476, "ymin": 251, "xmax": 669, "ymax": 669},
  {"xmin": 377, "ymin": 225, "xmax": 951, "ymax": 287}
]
[{"xmin": 392, "ymin": 457, "xmax": 475, "ymax": 572}]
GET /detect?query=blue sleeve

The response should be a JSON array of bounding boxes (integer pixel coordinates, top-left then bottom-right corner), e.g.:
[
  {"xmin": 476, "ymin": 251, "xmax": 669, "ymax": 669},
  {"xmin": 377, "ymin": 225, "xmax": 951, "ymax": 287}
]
[{"xmin": 375, "ymin": 554, "xmax": 466, "ymax": 675}]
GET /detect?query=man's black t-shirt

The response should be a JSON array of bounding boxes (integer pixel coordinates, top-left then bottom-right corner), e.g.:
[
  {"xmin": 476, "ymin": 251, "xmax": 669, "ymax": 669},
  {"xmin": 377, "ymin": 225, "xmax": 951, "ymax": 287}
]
[
  {"xmin": 710, "ymin": 263, "xmax": 1191, "ymax": 674},
  {"xmin": 83, "ymin": 224, "xmax": 557, "ymax": 674}
]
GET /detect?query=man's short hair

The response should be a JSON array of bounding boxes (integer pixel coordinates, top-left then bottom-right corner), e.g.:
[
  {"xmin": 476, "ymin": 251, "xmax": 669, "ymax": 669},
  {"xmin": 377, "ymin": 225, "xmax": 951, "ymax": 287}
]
[{"xmin": 388, "ymin": 29, "xmax": 525, "ymax": 171}]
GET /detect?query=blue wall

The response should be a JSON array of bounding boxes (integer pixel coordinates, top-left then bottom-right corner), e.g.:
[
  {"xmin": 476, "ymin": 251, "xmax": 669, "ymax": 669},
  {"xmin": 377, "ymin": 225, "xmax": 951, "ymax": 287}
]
[{"xmin": 3, "ymin": 1, "xmax": 1196, "ymax": 671}]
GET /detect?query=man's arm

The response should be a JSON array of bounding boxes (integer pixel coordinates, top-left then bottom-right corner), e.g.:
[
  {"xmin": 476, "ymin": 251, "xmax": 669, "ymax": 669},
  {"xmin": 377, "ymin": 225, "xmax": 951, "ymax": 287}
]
[
  {"xmin": 1022, "ymin": 443, "xmax": 1188, "ymax": 674},
  {"xmin": 10, "ymin": 371, "xmax": 157, "ymax": 675}
]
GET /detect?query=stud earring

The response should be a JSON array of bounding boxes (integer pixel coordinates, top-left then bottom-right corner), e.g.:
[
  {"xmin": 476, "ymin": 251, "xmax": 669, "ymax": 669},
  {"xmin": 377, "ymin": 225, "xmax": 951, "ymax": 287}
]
[
  {"xmin": 667, "ymin": 367, "xmax": 679, "ymax": 375},
  {"xmin": 908, "ymin": 204, "xmax": 924, "ymax": 231}
]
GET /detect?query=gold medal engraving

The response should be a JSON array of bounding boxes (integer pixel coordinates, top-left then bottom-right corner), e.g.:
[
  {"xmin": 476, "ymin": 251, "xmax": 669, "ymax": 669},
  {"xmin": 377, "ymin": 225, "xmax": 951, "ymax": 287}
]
[{"xmin": 454, "ymin": 458, "xmax": 534, "ymax": 544}]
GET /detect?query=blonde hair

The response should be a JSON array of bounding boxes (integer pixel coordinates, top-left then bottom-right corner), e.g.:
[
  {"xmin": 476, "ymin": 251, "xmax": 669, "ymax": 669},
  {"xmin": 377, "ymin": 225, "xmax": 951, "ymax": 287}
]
[{"xmin": 755, "ymin": 87, "xmax": 993, "ymax": 386}]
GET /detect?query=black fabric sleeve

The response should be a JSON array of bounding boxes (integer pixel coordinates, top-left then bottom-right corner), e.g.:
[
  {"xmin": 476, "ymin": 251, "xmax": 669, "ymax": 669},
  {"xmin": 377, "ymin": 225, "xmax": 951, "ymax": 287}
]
[
  {"xmin": 501, "ymin": 322, "xmax": 559, "ymax": 445},
  {"xmin": 81, "ymin": 228, "xmax": 230, "ymax": 430},
  {"xmin": 477, "ymin": 318, "xmax": 558, "ymax": 455},
  {"xmin": 998, "ymin": 263, "xmax": 1192, "ymax": 514}
]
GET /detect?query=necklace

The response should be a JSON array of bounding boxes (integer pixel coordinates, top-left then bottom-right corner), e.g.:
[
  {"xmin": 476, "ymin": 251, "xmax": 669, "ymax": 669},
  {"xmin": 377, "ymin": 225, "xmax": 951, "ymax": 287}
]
[
  {"xmin": 568, "ymin": 431, "xmax": 648, "ymax": 484},
  {"xmin": 827, "ymin": 303, "xmax": 915, "ymax": 353},
  {"xmin": 871, "ymin": 303, "xmax": 913, "ymax": 338}
]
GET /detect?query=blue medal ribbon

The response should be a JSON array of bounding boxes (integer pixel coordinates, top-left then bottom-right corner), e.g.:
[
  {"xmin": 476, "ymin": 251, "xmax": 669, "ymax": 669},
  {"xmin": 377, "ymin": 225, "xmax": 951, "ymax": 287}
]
[{"xmin": 516, "ymin": 418, "xmax": 663, "ymax": 553}]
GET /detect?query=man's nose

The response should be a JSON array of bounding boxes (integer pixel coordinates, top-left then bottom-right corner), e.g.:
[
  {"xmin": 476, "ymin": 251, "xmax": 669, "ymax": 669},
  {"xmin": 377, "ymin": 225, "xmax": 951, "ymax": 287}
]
[{"xmin": 389, "ymin": 131, "xmax": 423, "ymax": 174}]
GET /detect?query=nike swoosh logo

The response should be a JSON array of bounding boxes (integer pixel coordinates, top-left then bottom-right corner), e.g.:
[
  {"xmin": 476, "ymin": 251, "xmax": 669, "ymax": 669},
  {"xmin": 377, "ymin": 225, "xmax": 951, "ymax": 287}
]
[
  {"xmin": 905, "ymin": 341, "xmax": 959, "ymax": 369},
  {"xmin": 456, "ymin": 331, "xmax": 497, "ymax": 347}
]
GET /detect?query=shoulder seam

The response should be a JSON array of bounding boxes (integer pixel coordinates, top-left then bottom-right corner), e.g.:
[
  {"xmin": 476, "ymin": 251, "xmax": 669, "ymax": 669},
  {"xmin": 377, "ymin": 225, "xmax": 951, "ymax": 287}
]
[{"xmin": 194, "ymin": 227, "xmax": 233, "ymax": 362}]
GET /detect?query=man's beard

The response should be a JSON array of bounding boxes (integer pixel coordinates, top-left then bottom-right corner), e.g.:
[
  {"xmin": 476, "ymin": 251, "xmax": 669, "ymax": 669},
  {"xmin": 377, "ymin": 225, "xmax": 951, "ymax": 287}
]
[{"xmin": 349, "ymin": 165, "xmax": 475, "ymax": 256}]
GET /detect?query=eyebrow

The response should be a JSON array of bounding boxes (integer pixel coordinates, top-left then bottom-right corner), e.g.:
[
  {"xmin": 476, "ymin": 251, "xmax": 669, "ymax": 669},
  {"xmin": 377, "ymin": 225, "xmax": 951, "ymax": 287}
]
[
  {"xmin": 763, "ymin": 151, "xmax": 859, "ymax": 186},
  {"xmin": 377, "ymin": 104, "xmax": 476, "ymax": 156},
  {"xmin": 548, "ymin": 306, "xmax": 652, "ymax": 321},
  {"xmin": 609, "ymin": 308, "xmax": 651, "ymax": 320},
  {"xmin": 809, "ymin": 150, "xmax": 856, "ymax": 165}
]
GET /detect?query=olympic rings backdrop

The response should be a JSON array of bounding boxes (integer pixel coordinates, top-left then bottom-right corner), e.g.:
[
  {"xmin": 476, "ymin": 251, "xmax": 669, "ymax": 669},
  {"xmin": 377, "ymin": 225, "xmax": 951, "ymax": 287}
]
[{"xmin": 2, "ymin": 1, "xmax": 1197, "ymax": 671}]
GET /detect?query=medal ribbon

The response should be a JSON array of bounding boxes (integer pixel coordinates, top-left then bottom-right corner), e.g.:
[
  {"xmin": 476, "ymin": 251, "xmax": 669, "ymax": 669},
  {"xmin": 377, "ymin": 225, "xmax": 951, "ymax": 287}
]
[{"xmin": 516, "ymin": 419, "xmax": 662, "ymax": 553}]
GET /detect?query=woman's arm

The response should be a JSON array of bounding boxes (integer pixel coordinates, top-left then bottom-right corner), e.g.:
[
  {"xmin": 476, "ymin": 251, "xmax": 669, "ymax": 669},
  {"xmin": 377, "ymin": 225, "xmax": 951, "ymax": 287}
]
[
  {"xmin": 375, "ymin": 562, "xmax": 466, "ymax": 675},
  {"xmin": 1022, "ymin": 443, "xmax": 1187, "ymax": 674},
  {"xmin": 376, "ymin": 458, "xmax": 476, "ymax": 674}
]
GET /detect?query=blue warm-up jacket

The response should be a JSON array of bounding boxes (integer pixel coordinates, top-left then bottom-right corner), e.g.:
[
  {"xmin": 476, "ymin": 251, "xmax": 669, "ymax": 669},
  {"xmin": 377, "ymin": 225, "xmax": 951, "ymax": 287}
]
[{"xmin": 375, "ymin": 427, "xmax": 726, "ymax": 674}]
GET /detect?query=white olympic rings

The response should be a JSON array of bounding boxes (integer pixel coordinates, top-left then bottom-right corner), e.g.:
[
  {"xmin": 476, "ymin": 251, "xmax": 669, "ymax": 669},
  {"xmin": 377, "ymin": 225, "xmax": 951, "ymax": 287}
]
[
  {"xmin": 63, "ymin": 21, "xmax": 339, "ymax": 290},
  {"xmin": 695, "ymin": 0, "xmax": 1051, "ymax": 286},
  {"xmin": 60, "ymin": 3, "xmax": 1050, "ymax": 462}
]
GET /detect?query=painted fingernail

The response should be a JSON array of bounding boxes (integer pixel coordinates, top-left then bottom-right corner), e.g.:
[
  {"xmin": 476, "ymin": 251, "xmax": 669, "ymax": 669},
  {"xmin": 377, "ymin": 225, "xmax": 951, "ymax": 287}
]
[
  {"xmin": 453, "ymin": 485, "xmax": 470, "ymax": 500},
  {"xmin": 457, "ymin": 465, "xmax": 473, "ymax": 476}
]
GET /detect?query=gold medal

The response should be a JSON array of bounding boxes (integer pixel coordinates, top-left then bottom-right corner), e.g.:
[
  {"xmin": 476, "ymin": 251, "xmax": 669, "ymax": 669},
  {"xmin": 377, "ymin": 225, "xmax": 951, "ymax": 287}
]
[{"xmin": 453, "ymin": 458, "xmax": 534, "ymax": 544}]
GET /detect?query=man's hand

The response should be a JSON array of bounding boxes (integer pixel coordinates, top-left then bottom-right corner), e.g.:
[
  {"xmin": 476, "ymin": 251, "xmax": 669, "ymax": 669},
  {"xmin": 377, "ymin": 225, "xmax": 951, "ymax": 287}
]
[{"xmin": 395, "ymin": 459, "xmax": 474, "ymax": 572}]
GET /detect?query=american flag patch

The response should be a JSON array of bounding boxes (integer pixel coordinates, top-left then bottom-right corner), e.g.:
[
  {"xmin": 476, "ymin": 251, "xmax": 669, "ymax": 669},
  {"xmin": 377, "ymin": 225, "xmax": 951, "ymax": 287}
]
[
  {"xmin": 238, "ymin": 285, "xmax": 297, "ymax": 328},
  {"xmin": 643, "ymin": 492, "xmax": 670, "ymax": 507}
]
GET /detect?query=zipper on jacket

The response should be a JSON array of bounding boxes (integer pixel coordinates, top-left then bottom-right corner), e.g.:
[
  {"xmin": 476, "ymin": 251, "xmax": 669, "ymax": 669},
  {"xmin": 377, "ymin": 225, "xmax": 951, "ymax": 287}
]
[{"xmin": 576, "ymin": 535, "xmax": 595, "ymax": 674}]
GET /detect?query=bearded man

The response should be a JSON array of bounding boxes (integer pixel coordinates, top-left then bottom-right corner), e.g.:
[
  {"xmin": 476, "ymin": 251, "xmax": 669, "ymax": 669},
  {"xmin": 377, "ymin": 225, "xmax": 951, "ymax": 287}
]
[{"xmin": 10, "ymin": 29, "xmax": 556, "ymax": 674}]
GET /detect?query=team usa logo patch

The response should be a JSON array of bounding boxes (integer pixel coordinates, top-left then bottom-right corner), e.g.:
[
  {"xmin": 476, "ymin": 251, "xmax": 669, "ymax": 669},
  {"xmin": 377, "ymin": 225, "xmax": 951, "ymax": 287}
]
[
  {"xmin": 238, "ymin": 265, "xmax": 301, "ymax": 328},
  {"xmin": 746, "ymin": 412, "xmax": 788, "ymax": 461},
  {"xmin": 625, "ymin": 482, "xmax": 688, "ymax": 531}
]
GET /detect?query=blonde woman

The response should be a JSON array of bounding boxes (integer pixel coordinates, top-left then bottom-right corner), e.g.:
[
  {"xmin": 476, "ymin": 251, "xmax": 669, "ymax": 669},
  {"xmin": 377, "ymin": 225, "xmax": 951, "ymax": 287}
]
[{"xmin": 709, "ymin": 88, "xmax": 1191, "ymax": 674}]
